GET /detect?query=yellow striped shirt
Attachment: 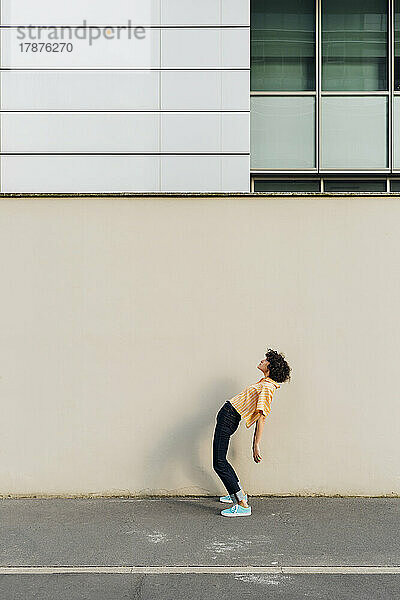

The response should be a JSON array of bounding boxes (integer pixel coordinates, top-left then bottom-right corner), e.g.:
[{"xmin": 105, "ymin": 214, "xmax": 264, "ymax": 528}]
[{"xmin": 229, "ymin": 377, "xmax": 280, "ymax": 429}]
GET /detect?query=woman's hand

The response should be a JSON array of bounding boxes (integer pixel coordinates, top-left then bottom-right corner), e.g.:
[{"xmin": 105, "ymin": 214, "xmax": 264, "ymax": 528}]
[
  {"xmin": 252, "ymin": 442, "xmax": 262, "ymax": 463},
  {"xmin": 252, "ymin": 415, "xmax": 265, "ymax": 463}
]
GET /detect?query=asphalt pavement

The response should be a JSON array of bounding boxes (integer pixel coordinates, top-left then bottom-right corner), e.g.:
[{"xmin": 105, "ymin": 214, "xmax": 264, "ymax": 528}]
[{"xmin": 1, "ymin": 496, "xmax": 399, "ymax": 599}]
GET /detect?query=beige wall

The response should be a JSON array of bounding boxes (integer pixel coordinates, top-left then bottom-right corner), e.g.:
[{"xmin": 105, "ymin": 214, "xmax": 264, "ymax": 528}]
[{"xmin": 1, "ymin": 195, "xmax": 400, "ymax": 496}]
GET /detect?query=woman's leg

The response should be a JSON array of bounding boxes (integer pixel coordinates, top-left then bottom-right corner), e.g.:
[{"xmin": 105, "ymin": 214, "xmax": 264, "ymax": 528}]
[{"xmin": 212, "ymin": 405, "xmax": 247, "ymax": 505}]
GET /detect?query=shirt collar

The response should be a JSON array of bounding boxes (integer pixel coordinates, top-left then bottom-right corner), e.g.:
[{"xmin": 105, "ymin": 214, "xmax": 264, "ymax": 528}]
[{"xmin": 258, "ymin": 376, "xmax": 281, "ymax": 389}]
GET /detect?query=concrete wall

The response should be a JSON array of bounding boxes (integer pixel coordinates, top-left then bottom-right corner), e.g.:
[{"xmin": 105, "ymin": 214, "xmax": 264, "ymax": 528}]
[
  {"xmin": 1, "ymin": 195, "xmax": 400, "ymax": 496},
  {"xmin": 0, "ymin": 0, "xmax": 250, "ymax": 193}
]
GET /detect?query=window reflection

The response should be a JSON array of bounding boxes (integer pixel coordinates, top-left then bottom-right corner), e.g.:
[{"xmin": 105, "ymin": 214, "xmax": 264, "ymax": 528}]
[
  {"xmin": 251, "ymin": 0, "xmax": 316, "ymax": 91},
  {"xmin": 254, "ymin": 179, "xmax": 320, "ymax": 192},
  {"xmin": 322, "ymin": 0, "xmax": 388, "ymax": 91},
  {"xmin": 394, "ymin": 2, "xmax": 400, "ymax": 89}
]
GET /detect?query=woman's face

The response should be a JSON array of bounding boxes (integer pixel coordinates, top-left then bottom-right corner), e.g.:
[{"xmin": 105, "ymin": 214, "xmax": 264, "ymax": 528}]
[{"xmin": 258, "ymin": 358, "xmax": 270, "ymax": 375}]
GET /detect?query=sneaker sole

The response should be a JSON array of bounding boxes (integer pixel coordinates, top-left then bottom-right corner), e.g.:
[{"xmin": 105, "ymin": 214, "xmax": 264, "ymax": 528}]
[{"xmin": 221, "ymin": 511, "xmax": 252, "ymax": 517}]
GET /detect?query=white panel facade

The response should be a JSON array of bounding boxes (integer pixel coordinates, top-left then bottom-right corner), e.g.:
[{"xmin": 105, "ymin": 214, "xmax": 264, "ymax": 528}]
[
  {"xmin": 0, "ymin": 70, "xmax": 249, "ymax": 112},
  {"xmin": 0, "ymin": 0, "xmax": 160, "ymax": 25},
  {"xmin": 2, "ymin": 112, "xmax": 249, "ymax": 155},
  {"xmin": 161, "ymin": 71, "xmax": 249, "ymax": 111},
  {"xmin": 221, "ymin": 28, "xmax": 250, "ymax": 68},
  {"xmin": 160, "ymin": 155, "xmax": 223, "ymax": 191},
  {"xmin": 0, "ymin": 71, "xmax": 160, "ymax": 111},
  {"xmin": 161, "ymin": 113, "xmax": 249, "ymax": 153},
  {"xmin": 221, "ymin": 0, "xmax": 250, "ymax": 25},
  {"xmin": 0, "ymin": 28, "xmax": 159, "ymax": 69},
  {"xmin": 1, "ymin": 113, "xmax": 160, "ymax": 153},
  {"xmin": 161, "ymin": 28, "xmax": 249, "ymax": 69},
  {"xmin": 221, "ymin": 71, "xmax": 250, "ymax": 111},
  {"xmin": 161, "ymin": 0, "xmax": 221, "ymax": 25},
  {"xmin": 160, "ymin": 155, "xmax": 249, "ymax": 191},
  {"xmin": 161, "ymin": 0, "xmax": 250, "ymax": 25},
  {"xmin": 221, "ymin": 113, "xmax": 250, "ymax": 153},
  {"xmin": 1, "ymin": 0, "xmax": 249, "ymax": 26},
  {"xmin": 221, "ymin": 155, "xmax": 251, "ymax": 191},
  {"xmin": 0, "ymin": 1, "xmax": 250, "ymax": 193},
  {"xmin": 161, "ymin": 113, "xmax": 221, "ymax": 153},
  {"xmin": 1, "ymin": 156, "xmax": 161, "ymax": 193}
]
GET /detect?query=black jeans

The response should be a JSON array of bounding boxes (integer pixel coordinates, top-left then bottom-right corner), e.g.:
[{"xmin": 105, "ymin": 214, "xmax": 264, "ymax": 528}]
[{"xmin": 212, "ymin": 400, "xmax": 243, "ymax": 499}]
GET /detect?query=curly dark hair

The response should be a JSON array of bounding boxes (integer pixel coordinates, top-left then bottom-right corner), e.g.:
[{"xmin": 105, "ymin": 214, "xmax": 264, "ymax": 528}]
[{"xmin": 265, "ymin": 348, "xmax": 291, "ymax": 383}]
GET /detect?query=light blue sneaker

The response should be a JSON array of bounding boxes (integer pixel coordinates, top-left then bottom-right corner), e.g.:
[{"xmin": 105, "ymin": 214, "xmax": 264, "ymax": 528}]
[
  {"xmin": 221, "ymin": 504, "xmax": 251, "ymax": 517},
  {"xmin": 219, "ymin": 493, "xmax": 248, "ymax": 503}
]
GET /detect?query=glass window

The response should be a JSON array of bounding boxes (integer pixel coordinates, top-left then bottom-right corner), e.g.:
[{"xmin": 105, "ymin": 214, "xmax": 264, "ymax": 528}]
[
  {"xmin": 390, "ymin": 180, "xmax": 400, "ymax": 191},
  {"xmin": 321, "ymin": 96, "xmax": 388, "ymax": 168},
  {"xmin": 323, "ymin": 179, "xmax": 386, "ymax": 191},
  {"xmin": 392, "ymin": 96, "xmax": 400, "ymax": 168},
  {"xmin": 254, "ymin": 179, "xmax": 320, "ymax": 191},
  {"xmin": 251, "ymin": 96, "xmax": 315, "ymax": 168},
  {"xmin": 251, "ymin": 0, "xmax": 316, "ymax": 91},
  {"xmin": 394, "ymin": 1, "xmax": 400, "ymax": 90},
  {"xmin": 322, "ymin": 0, "xmax": 388, "ymax": 91}
]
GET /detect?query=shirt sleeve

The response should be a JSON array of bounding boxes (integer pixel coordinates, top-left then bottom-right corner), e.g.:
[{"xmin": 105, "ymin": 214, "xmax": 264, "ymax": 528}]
[{"xmin": 255, "ymin": 385, "xmax": 273, "ymax": 419}]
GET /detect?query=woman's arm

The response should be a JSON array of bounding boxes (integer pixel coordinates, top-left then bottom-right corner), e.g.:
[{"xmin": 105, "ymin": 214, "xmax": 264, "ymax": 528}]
[{"xmin": 252, "ymin": 413, "xmax": 266, "ymax": 463}]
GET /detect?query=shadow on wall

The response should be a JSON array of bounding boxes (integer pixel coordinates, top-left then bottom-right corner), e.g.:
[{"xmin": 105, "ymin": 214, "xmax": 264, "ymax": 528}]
[{"xmin": 144, "ymin": 379, "xmax": 240, "ymax": 497}]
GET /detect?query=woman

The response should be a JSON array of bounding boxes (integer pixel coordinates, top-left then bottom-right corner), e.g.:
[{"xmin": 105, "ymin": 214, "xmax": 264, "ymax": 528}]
[{"xmin": 212, "ymin": 348, "xmax": 291, "ymax": 517}]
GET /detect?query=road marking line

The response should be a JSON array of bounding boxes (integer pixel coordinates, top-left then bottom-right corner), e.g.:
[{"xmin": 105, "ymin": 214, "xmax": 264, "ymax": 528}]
[{"xmin": 1, "ymin": 566, "xmax": 400, "ymax": 575}]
